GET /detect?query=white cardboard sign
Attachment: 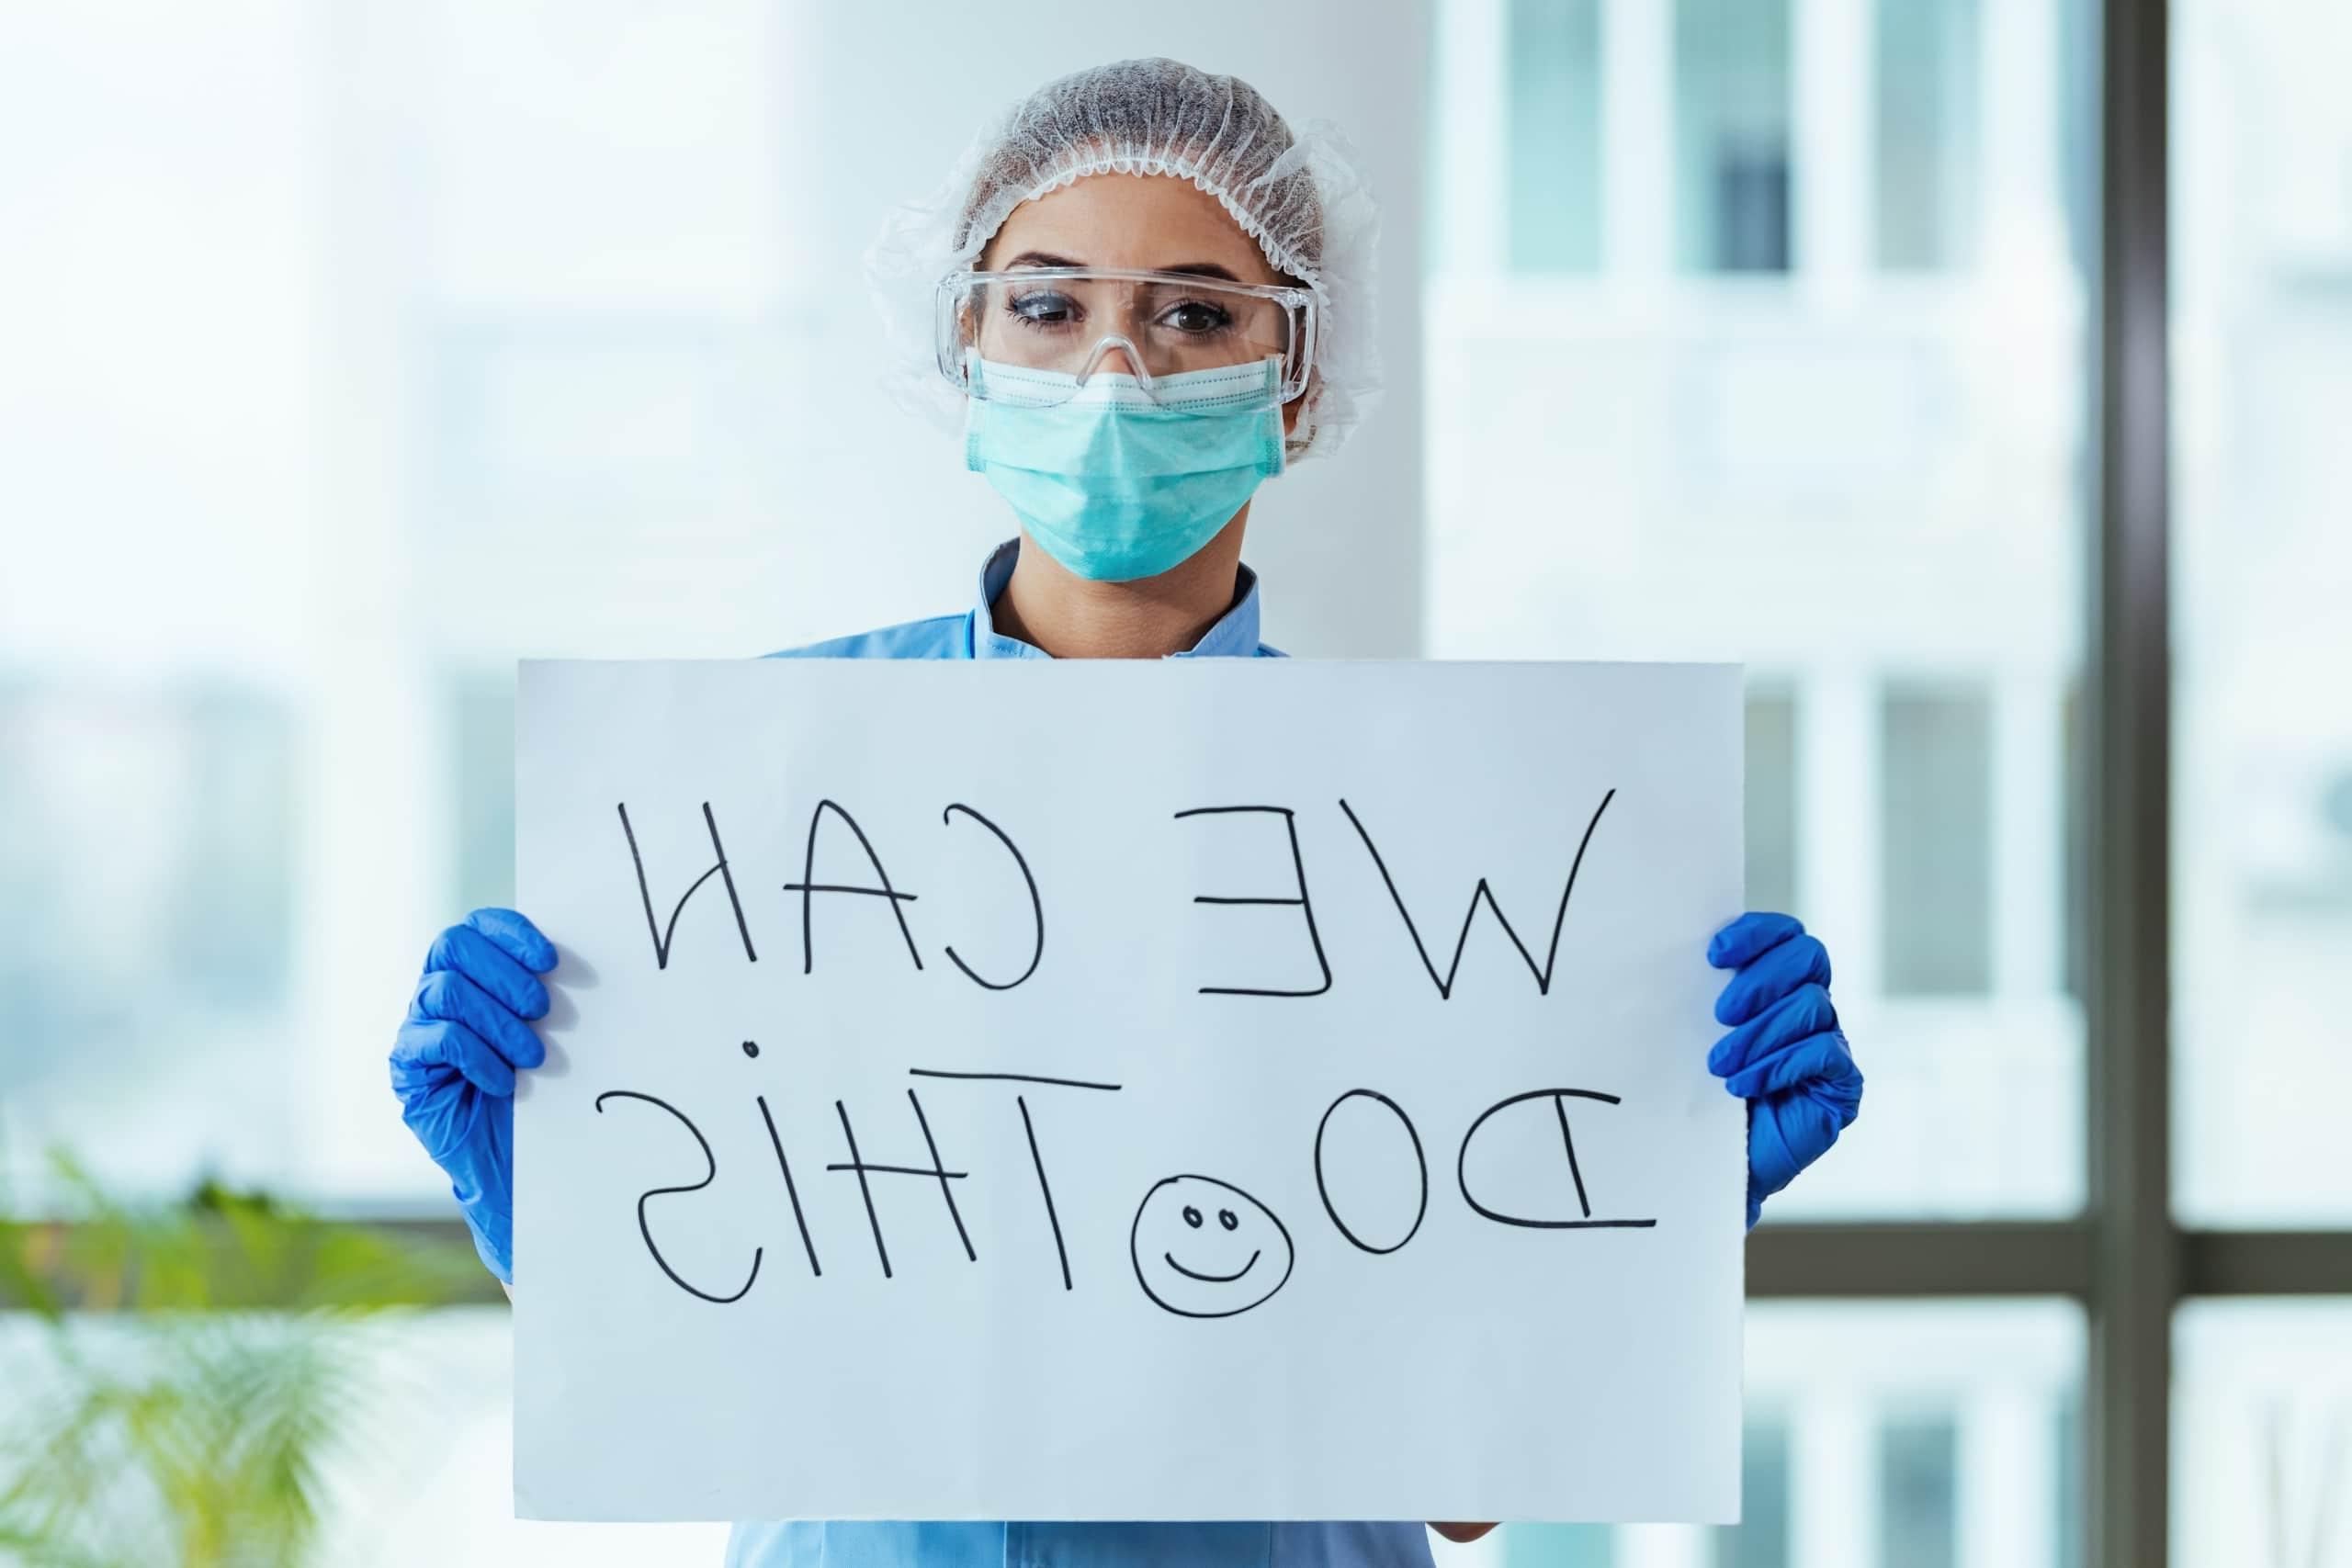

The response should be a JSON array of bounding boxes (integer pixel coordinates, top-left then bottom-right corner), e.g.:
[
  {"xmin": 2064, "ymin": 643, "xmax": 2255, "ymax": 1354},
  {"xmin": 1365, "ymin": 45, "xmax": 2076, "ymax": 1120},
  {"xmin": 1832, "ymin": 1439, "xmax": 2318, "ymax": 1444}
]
[{"xmin": 514, "ymin": 659, "xmax": 1744, "ymax": 1524}]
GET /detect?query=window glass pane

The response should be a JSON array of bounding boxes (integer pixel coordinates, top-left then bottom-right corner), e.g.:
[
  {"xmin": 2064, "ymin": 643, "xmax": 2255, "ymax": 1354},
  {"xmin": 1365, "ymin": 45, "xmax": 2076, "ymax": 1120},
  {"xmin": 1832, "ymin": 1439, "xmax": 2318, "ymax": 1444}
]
[
  {"xmin": 1881, "ymin": 684, "xmax": 1994, "ymax": 997},
  {"xmin": 2176, "ymin": 1303, "xmax": 2352, "ymax": 1566},
  {"xmin": 2173, "ymin": 0, "xmax": 2352, "ymax": 1223},
  {"xmin": 0, "ymin": 681, "xmax": 300, "ymax": 1199},
  {"xmin": 1676, "ymin": 0, "xmax": 1792, "ymax": 272},
  {"xmin": 1716, "ymin": 1411, "xmax": 1791, "ymax": 1568},
  {"xmin": 1430, "ymin": 0, "xmax": 2094, "ymax": 1218},
  {"xmin": 1451, "ymin": 1303, "xmax": 2083, "ymax": 1568},
  {"xmin": 1503, "ymin": 1523, "xmax": 1615, "ymax": 1568},
  {"xmin": 1875, "ymin": 0, "xmax": 1981, "ymax": 269},
  {"xmin": 1746, "ymin": 688, "xmax": 1801, "ymax": 917},
  {"xmin": 1878, "ymin": 1410, "xmax": 1959, "ymax": 1568},
  {"xmin": 1510, "ymin": 0, "xmax": 1603, "ymax": 272},
  {"xmin": 450, "ymin": 672, "xmax": 516, "ymax": 915}
]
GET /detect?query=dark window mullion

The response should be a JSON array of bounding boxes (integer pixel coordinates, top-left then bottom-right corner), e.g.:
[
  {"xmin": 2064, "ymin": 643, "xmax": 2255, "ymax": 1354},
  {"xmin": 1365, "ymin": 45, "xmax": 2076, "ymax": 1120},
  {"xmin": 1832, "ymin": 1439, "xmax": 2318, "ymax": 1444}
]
[{"xmin": 2086, "ymin": 3, "xmax": 2177, "ymax": 1568}]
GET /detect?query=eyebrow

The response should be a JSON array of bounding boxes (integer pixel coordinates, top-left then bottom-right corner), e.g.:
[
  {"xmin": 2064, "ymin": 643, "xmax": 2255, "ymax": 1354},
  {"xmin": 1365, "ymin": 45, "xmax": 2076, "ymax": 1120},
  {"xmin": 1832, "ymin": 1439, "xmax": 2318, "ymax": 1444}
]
[{"xmin": 1002, "ymin": 250, "xmax": 1245, "ymax": 283}]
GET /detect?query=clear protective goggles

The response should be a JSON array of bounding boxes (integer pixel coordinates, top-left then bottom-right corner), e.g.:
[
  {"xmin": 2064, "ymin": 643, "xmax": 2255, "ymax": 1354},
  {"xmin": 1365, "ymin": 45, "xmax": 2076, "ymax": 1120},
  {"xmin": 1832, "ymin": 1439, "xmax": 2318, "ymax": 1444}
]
[{"xmin": 934, "ymin": 266, "xmax": 1317, "ymax": 407}]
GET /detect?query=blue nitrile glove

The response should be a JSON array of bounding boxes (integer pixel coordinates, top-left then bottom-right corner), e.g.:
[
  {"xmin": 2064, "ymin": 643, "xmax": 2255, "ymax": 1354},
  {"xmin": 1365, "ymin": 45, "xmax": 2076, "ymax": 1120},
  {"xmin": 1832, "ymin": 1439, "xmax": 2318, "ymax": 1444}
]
[
  {"xmin": 389, "ymin": 908, "xmax": 557, "ymax": 1283},
  {"xmin": 1705, "ymin": 912, "xmax": 1864, "ymax": 1230}
]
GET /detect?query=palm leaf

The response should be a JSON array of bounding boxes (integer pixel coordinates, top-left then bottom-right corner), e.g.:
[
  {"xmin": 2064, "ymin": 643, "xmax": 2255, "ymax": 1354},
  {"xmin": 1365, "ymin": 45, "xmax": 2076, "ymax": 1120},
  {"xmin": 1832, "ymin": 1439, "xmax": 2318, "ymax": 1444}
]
[{"xmin": 0, "ymin": 1150, "xmax": 486, "ymax": 1568}]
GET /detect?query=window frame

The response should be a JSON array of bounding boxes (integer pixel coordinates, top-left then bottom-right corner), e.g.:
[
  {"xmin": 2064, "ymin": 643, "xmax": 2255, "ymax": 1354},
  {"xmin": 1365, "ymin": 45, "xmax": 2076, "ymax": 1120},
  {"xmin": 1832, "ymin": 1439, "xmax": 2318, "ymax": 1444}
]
[{"xmin": 1753, "ymin": 9, "xmax": 2352, "ymax": 1568}]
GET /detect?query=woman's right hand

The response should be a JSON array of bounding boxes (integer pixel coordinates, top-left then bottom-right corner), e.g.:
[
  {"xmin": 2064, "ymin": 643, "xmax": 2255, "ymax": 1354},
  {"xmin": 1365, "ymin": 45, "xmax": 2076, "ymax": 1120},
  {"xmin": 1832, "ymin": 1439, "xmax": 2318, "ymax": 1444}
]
[{"xmin": 389, "ymin": 908, "xmax": 558, "ymax": 1283}]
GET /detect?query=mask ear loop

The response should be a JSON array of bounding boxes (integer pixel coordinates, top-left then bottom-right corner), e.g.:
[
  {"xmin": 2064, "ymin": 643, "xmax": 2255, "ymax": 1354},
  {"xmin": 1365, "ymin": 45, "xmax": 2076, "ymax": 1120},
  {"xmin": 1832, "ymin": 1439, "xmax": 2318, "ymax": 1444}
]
[{"xmin": 1072, "ymin": 334, "xmax": 1156, "ymax": 396}]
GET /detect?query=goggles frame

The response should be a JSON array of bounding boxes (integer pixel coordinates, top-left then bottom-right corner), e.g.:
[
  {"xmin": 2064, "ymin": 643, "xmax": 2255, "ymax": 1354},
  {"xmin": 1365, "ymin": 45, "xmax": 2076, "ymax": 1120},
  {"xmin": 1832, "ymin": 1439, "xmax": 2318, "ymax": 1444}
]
[{"xmin": 934, "ymin": 266, "xmax": 1317, "ymax": 405}]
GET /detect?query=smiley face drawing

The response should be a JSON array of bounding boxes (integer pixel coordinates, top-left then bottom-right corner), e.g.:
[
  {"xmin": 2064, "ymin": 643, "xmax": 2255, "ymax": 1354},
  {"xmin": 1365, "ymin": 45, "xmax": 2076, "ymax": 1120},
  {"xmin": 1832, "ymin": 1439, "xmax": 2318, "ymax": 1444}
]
[{"xmin": 1129, "ymin": 1174, "xmax": 1295, "ymax": 1318}]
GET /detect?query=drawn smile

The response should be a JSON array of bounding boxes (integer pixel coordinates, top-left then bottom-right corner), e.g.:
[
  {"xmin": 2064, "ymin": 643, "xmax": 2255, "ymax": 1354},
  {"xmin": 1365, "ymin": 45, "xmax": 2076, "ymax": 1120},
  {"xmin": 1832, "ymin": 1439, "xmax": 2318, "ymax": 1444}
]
[
  {"xmin": 1163, "ymin": 1249, "xmax": 1260, "ymax": 1283},
  {"xmin": 1131, "ymin": 1174, "xmax": 1295, "ymax": 1318}
]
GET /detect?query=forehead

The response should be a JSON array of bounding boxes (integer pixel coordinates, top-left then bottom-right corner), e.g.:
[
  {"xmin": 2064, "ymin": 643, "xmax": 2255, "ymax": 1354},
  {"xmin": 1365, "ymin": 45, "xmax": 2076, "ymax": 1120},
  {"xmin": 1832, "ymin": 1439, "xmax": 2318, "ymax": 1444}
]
[{"xmin": 982, "ymin": 174, "xmax": 1280, "ymax": 282}]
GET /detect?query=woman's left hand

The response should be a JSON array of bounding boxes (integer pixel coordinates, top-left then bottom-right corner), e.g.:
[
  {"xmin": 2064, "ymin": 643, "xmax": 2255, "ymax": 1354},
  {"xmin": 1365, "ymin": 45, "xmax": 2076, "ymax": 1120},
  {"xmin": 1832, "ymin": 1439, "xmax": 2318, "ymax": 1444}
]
[{"xmin": 1705, "ymin": 912, "xmax": 1864, "ymax": 1229}]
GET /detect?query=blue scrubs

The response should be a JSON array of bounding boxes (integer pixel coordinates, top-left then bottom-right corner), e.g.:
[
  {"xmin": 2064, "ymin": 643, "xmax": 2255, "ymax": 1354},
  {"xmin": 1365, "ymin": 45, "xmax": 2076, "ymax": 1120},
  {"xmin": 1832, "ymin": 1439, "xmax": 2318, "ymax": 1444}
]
[{"xmin": 729, "ymin": 541, "xmax": 1436, "ymax": 1568}]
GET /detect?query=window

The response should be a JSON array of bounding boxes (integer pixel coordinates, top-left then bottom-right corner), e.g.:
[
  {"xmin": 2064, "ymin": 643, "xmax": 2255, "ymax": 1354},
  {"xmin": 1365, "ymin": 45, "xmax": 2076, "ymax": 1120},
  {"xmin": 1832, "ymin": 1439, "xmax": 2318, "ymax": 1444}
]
[
  {"xmin": 1502, "ymin": 1522, "xmax": 1614, "ymax": 1568},
  {"xmin": 1430, "ymin": 0, "xmax": 2088, "ymax": 1219},
  {"xmin": 450, "ymin": 673, "xmax": 516, "ymax": 915},
  {"xmin": 2176, "ymin": 1303, "xmax": 2352, "ymax": 1565},
  {"xmin": 1473, "ymin": 1304, "xmax": 2081, "ymax": 1568},
  {"xmin": 0, "ymin": 680, "xmax": 298, "ymax": 1201},
  {"xmin": 1508, "ymin": 0, "xmax": 1603, "ymax": 273},
  {"xmin": 1880, "ymin": 683, "xmax": 1993, "ymax": 997},
  {"xmin": 1875, "ymin": 0, "xmax": 1981, "ymax": 269},
  {"xmin": 1676, "ymin": 0, "xmax": 1793, "ymax": 273},
  {"xmin": 2172, "ymin": 0, "xmax": 2352, "ymax": 1224},
  {"xmin": 1715, "ymin": 1413, "xmax": 1791, "ymax": 1568},
  {"xmin": 1878, "ymin": 1410, "xmax": 1959, "ymax": 1568},
  {"xmin": 1746, "ymin": 688, "xmax": 1801, "ymax": 916}
]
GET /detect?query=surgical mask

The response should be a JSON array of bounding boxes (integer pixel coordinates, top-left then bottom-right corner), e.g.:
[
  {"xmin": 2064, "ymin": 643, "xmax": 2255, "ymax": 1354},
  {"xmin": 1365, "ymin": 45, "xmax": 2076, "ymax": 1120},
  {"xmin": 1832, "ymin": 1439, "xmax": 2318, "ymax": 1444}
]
[{"xmin": 964, "ymin": 356, "xmax": 1286, "ymax": 583}]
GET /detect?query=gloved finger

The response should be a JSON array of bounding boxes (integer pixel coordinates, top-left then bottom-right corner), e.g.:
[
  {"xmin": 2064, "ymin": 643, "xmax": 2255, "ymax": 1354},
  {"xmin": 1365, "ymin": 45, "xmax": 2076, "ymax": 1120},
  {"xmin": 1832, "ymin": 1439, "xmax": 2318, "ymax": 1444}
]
[
  {"xmin": 1747, "ymin": 1074, "xmax": 1860, "ymax": 1197},
  {"xmin": 407, "ymin": 970, "xmax": 547, "ymax": 1070},
  {"xmin": 425, "ymin": 922, "xmax": 550, "ymax": 1021},
  {"xmin": 464, "ymin": 908, "xmax": 559, "ymax": 975},
  {"xmin": 390, "ymin": 1017, "xmax": 516, "ymax": 1098},
  {"xmin": 1724, "ymin": 1027, "xmax": 1857, "ymax": 1102},
  {"xmin": 1713, "ymin": 931, "xmax": 1833, "ymax": 1025},
  {"xmin": 1708, "ymin": 984, "xmax": 1837, "ymax": 1077},
  {"xmin": 1747, "ymin": 1100, "xmax": 1812, "ymax": 1200},
  {"xmin": 1706, "ymin": 911, "xmax": 1804, "ymax": 971}
]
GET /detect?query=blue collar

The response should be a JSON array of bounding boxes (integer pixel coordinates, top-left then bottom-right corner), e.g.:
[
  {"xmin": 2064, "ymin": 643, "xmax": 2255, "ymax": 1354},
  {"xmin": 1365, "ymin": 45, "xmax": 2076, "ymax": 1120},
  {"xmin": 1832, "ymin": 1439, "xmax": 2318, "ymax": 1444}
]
[{"xmin": 968, "ymin": 539, "xmax": 1265, "ymax": 660}]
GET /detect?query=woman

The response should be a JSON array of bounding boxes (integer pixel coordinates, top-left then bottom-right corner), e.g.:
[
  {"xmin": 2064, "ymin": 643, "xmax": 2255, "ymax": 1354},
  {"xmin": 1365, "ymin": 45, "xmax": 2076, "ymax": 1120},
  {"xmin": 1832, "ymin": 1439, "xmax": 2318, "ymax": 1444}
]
[{"xmin": 389, "ymin": 57, "xmax": 1864, "ymax": 1568}]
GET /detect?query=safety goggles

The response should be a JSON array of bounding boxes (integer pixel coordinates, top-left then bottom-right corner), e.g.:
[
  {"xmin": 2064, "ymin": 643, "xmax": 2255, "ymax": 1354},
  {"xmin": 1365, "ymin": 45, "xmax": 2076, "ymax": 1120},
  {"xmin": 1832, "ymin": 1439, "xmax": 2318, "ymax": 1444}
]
[{"xmin": 934, "ymin": 266, "xmax": 1317, "ymax": 407}]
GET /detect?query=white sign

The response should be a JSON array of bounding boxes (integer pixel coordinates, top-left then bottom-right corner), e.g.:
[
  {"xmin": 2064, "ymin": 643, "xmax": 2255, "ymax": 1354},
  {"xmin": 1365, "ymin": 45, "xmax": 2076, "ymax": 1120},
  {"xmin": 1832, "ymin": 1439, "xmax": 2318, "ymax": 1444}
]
[{"xmin": 514, "ymin": 659, "xmax": 1745, "ymax": 1525}]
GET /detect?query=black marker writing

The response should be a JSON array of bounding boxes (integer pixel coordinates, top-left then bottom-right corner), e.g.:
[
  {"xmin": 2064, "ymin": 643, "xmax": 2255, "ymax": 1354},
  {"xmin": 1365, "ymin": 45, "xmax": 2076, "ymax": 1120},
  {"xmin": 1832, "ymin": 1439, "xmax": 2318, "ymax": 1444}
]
[
  {"xmin": 1129, "ymin": 1173, "xmax": 1296, "ymax": 1318},
  {"xmin": 939, "ymin": 803, "xmax": 1044, "ymax": 990},
  {"xmin": 1173, "ymin": 806, "xmax": 1332, "ymax": 998},
  {"xmin": 594, "ymin": 1089, "xmax": 763, "ymax": 1303},
  {"xmin": 1339, "ymin": 789, "xmax": 1616, "ymax": 999},
  {"xmin": 906, "ymin": 1089, "xmax": 977, "ymax": 1262},
  {"xmin": 783, "ymin": 799, "xmax": 922, "ymax": 976},
  {"xmin": 907, "ymin": 1067, "xmax": 1121, "ymax": 1290},
  {"xmin": 1314, "ymin": 1088, "xmax": 1429, "ymax": 1255},
  {"xmin": 755, "ymin": 1092, "xmax": 821, "ymax": 1278},
  {"xmin": 907, "ymin": 1068, "xmax": 1123, "ymax": 1091},
  {"xmin": 1017, "ymin": 1095, "xmax": 1070, "ymax": 1291},
  {"xmin": 616, "ymin": 802, "xmax": 757, "ymax": 970},
  {"xmin": 824, "ymin": 1095, "xmax": 972, "ymax": 1279},
  {"xmin": 1456, "ymin": 1088, "xmax": 1658, "ymax": 1230}
]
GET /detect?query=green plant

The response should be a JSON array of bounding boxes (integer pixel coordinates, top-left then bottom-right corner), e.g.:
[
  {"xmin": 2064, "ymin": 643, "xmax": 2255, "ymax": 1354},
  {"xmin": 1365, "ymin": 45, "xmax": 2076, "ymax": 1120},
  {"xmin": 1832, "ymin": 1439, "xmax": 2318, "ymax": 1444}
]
[{"xmin": 0, "ymin": 1156, "xmax": 482, "ymax": 1568}]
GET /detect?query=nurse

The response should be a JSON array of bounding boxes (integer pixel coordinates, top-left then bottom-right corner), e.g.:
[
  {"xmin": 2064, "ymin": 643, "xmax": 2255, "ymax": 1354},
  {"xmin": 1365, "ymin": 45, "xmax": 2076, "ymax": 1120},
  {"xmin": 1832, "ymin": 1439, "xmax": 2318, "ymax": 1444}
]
[{"xmin": 389, "ymin": 57, "xmax": 1864, "ymax": 1568}]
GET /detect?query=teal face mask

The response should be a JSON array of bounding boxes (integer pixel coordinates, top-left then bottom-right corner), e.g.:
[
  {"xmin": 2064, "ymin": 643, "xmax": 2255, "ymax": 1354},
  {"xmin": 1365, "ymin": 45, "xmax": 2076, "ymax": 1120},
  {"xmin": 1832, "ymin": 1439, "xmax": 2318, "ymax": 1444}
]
[{"xmin": 964, "ymin": 356, "xmax": 1286, "ymax": 583}]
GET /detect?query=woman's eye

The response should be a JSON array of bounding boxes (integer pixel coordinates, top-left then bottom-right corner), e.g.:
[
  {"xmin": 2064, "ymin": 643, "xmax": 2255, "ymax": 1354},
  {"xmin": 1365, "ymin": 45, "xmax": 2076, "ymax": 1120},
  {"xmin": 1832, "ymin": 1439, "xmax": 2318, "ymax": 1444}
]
[
  {"xmin": 1006, "ymin": 289, "xmax": 1079, "ymax": 328},
  {"xmin": 1217, "ymin": 1209, "xmax": 1238, "ymax": 1231},
  {"xmin": 1182, "ymin": 1205, "xmax": 1204, "ymax": 1228},
  {"xmin": 1160, "ymin": 299, "xmax": 1233, "ymax": 334}
]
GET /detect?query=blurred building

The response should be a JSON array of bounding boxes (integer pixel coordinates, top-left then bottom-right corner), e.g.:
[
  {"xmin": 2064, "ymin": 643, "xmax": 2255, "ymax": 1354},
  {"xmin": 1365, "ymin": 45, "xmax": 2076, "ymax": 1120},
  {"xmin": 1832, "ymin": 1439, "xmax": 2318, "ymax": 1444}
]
[{"xmin": 1421, "ymin": 0, "xmax": 2352, "ymax": 1564}]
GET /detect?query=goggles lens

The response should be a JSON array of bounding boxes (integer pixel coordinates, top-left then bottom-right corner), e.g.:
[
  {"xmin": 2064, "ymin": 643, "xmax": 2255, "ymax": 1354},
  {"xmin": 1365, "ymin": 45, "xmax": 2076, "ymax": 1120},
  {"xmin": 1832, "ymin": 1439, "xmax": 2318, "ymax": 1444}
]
[{"xmin": 935, "ymin": 267, "xmax": 1313, "ymax": 405}]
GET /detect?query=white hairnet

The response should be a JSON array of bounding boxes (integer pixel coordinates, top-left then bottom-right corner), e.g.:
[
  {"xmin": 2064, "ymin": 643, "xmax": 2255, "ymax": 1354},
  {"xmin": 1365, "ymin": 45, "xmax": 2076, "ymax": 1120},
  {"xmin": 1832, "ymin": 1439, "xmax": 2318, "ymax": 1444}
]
[{"xmin": 866, "ymin": 57, "xmax": 1381, "ymax": 461}]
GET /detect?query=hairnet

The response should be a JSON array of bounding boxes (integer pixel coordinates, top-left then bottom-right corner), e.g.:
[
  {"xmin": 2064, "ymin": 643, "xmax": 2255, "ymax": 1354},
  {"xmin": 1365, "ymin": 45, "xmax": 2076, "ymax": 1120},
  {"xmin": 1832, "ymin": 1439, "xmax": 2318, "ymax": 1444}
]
[{"xmin": 866, "ymin": 57, "xmax": 1381, "ymax": 461}]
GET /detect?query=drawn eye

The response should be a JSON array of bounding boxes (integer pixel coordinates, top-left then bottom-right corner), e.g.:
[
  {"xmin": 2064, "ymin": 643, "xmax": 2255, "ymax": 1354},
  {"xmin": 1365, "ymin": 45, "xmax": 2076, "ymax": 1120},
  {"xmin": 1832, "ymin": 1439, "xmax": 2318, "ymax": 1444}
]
[
  {"xmin": 1182, "ymin": 1205, "xmax": 1204, "ymax": 1228},
  {"xmin": 1218, "ymin": 1209, "xmax": 1238, "ymax": 1230}
]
